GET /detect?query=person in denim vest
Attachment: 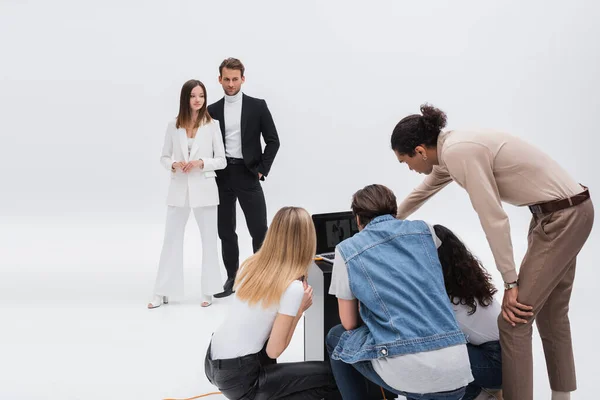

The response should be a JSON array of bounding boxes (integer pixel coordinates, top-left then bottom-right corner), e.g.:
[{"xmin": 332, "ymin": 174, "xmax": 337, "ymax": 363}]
[
  {"xmin": 434, "ymin": 224, "xmax": 503, "ymax": 400},
  {"xmin": 326, "ymin": 184, "xmax": 473, "ymax": 400}
]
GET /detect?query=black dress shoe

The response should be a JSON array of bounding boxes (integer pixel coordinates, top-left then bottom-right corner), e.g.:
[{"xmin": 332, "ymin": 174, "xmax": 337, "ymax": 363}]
[
  {"xmin": 213, "ymin": 288, "xmax": 235, "ymax": 298},
  {"xmin": 214, "ymin": 278, "xmax": 235, "ymax": 298}
]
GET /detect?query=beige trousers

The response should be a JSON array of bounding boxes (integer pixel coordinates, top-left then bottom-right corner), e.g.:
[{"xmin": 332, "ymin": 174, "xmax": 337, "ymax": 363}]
[{"xmin": 499, "ymin": 198, "xmax": 594, "ymax": 400}]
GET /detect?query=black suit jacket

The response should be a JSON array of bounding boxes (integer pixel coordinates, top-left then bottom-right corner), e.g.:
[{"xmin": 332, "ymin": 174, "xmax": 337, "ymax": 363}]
[{"xmin": 208, "ymin": 94, "xmax": 280, "ymax": 179}]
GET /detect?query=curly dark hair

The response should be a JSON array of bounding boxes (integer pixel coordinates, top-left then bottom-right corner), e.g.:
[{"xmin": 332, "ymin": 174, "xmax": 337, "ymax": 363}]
[
  {"xmin": 433, "ymin": 225, "xmax": 497, "ymax": 315},
  {"xmin": 391, "ymin": 104, "xmax": 447, "ymax": 156}
]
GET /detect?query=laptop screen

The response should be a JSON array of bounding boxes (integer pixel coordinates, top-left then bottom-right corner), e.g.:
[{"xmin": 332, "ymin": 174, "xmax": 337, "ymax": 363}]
[{"xmin": 312, "ymin": 211, "xmax": 360, "ymax": 254}]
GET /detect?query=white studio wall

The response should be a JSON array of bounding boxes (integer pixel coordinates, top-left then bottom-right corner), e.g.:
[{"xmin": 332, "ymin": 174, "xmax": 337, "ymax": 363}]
[
  {"xmin": 1, "ymin": 1, "xmax": 599, "ymax": 398},
  {"xmin": 1, "ymin": 0, "xmax": 598, "ymax": 222}
]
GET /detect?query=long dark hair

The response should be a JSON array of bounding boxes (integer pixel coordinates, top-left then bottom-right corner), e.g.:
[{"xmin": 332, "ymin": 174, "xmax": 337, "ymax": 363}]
[
  {"xmin": 433, "ymin": 225, "xmax": 497, "ymax": 315},
  {"xmin": 391, "ymin": 103, "xmax": 447, "ymax": 156},
  {"xmin": 176, "ymin": 79, "xmax": 211, "ymax": 129}
]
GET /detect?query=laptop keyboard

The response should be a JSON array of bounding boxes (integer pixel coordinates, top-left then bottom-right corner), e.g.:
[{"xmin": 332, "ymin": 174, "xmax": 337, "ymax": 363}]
[{"xmin": 322, "ymin": 252, "xmax": 335, "ymax": 260}]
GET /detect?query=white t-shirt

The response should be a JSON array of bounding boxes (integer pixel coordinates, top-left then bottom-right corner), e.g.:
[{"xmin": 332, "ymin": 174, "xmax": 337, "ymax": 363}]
[
  {"xmin": 328, "ymin": 224, "xmax": 473, "ymax": 394},
  {"xmin": 453, "ymin": 297, "xmax": 501, "ymax": 345},
  {"xmin": 211, "ymin": 280, "xmax": 304, "ymax": 359}
]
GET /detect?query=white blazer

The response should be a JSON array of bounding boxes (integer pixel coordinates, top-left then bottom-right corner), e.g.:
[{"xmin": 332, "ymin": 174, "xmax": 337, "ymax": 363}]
[{"xmin": 160, "ymin": 119, "xmax": 226, "ymax": 208}]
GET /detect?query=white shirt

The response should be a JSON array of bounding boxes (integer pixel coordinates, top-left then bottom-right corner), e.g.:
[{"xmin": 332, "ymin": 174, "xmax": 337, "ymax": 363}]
[
  {"xmin": 223, "ymin": 91, "xmax": 243, "ymax": 159},
  {"xmin": 453, "ymin": 298, "xmax": 501, "ymax": 345},
  {"xmin": 211, "ymin": 280, "xmax": 304, "ymax": 359},
  {"xmin": 328, "ymin": 224, "xmax": 473, "ymax": 394}
]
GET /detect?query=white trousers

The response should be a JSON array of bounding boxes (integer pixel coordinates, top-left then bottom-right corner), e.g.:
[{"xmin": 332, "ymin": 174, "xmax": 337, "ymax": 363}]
[{"xmin": 153, "ymin": 204, "xmax": 222, "ymax": 297}]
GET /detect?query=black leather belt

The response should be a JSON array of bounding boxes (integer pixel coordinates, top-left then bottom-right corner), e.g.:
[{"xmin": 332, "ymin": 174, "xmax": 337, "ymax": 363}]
[
  {"xmin": 226, "ymin": 157, "xmax": 245, "ymax": 165},
  {"xmin": 529, "ymin": 186, "xmax": 590, "ymax": 214}
]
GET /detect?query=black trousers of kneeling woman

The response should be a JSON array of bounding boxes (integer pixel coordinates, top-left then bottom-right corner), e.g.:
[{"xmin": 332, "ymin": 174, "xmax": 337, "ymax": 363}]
[{"xmin": 205, "ymin": 342, "xmax": 339, "ymax": 400}]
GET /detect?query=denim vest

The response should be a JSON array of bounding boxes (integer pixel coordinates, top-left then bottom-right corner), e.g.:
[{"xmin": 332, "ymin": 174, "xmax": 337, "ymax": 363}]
[{"xmin": 330, "ymin": 215, "xmax": 466, "ymax": 364}]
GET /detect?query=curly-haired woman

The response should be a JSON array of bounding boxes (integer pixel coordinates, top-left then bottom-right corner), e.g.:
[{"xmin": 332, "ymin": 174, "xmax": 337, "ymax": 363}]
[{"xmin": 434, "ymin": 225, "xmax": 503, "ymax": 400}]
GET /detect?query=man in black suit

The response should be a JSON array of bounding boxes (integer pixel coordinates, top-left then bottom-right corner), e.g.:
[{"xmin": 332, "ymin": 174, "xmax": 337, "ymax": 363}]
[{"xmin": 208, "ymin": 58, "xmax": 280, "ymax": 298}]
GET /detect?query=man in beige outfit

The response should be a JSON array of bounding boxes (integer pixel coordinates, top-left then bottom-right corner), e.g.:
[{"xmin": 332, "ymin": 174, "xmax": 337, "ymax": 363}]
[{"xmin": 390, "ymin": 104, "xmax": 594, "ymax": 400}]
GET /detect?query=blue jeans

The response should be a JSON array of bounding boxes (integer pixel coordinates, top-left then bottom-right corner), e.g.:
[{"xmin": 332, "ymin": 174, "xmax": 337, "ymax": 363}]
[
  {"xmin": 326, "ymin": 324, "xmax": 466, "ymax": 400},
  {"xmin": 463, "ymin": 341, "xmax": 502, "ymax": 400}
]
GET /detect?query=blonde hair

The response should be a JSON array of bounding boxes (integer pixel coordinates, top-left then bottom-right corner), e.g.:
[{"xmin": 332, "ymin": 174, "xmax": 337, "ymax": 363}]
[{"xmin": 235, "ymin": 207, "xmax": 316, "ymax": 308}]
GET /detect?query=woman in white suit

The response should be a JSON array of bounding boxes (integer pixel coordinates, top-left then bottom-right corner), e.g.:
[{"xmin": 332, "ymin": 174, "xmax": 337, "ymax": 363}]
[{"xmin": 148, "ymin": 80, "xmax": 226, "ymax": 309}]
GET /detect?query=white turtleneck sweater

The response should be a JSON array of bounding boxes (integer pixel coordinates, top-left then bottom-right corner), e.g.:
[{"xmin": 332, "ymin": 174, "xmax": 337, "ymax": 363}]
[{"xmin": 223, "ymin": 91, "xmax": 243, "ymax": 159}]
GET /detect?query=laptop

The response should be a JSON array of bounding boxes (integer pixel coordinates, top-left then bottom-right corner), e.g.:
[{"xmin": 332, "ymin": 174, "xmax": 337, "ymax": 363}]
[{"xmin": 312, "ymin": 211, "xmax": 360, "ymax": 264}]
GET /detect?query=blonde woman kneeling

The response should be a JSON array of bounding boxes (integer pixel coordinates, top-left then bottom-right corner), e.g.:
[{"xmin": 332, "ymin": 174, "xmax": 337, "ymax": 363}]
[{"xmin": 205, "ymin": 207, "xmax": 338, "ymax": 399}]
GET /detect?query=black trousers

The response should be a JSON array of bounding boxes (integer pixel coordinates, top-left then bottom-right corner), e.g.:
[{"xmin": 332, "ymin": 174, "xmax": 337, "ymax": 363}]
[
  {"xmin": 216, "ymin": 164, "xmax": 268, "ymax": 281},
  {"xmin": 205, "ymin": 343, "xmax": 339, "ymax": 400}
]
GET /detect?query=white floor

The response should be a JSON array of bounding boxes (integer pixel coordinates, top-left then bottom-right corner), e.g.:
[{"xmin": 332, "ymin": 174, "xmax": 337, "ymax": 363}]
[{"xmin": 1, "ymin": 217, "xmax": 598, "ymax": 399}]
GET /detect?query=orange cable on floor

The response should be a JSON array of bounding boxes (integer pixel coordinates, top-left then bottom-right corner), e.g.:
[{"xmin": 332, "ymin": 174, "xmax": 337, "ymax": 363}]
[
  {"xmin": 163, "ymin": 391, "xmax": 222, "ymax": 400},
  {"xmin": 167, "ymin": 387, "xmax": 388, "ymax": 400},
  {"xmin": 380, "ymin": 385, "xmax": 387, "ymax": 400}
]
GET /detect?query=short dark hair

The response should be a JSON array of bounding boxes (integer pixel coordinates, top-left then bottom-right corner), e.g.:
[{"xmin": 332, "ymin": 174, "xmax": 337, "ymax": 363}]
[
  {"xmin": 219, "ymin": 57, "xmax": 245, "ymax": 77},
  {"xmin": 390, "ymin": 103, "xmax": 447, "ymax": 156},
  {"xmin": 351, "ymin": 184, "xmax": 398, "ymax": 226}
]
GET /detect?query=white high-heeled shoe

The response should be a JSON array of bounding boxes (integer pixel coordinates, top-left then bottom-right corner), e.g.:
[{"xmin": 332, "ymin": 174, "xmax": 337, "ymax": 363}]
[
  {"xmin": 201, "ymin": 295, "xmax": 212, "ymax": 308},
  {"xmin": 147, "ymin": 295, "xmax": 169, "ymax": 309}
]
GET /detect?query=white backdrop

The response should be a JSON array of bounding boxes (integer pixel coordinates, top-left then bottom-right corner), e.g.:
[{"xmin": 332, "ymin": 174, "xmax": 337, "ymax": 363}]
[
  {"xmin": 1, "ymin": 0, "xmax": 599, "ymax": 398},
  {"xmin": 1, "ymin": 0, "xmax": 599, "ymax": 221},
  {"xmin": 2, "ymin": 0, "xmax": 598, "ymax": 286}
]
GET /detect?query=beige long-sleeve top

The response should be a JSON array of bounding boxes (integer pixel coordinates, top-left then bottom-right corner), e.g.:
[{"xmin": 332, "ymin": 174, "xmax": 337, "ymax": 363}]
[{"xmin": 397, "ymin": 130, "xmax": 582, "ymax": 283}]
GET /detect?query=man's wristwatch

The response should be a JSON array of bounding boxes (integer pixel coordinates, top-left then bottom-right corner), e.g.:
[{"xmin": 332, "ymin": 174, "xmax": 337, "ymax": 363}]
[{"xmin": 504, "ymin": 280, "xmax": 519, "ymax": 290}]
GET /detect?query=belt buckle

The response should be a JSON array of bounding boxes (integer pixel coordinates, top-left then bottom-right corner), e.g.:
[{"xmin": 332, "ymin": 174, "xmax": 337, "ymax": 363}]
[{"xmin": 529, "ymin": 204, "xmax": 543, "ymax": 214}]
